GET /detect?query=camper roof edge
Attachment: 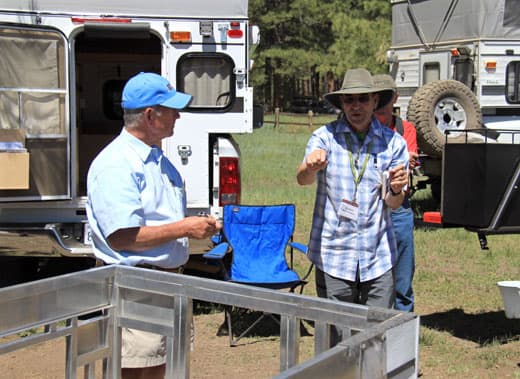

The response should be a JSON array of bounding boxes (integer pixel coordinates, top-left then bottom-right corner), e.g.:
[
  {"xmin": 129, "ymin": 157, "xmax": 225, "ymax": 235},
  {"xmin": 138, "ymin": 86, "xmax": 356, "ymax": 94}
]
[{"xmin": 0, "ymin": 0, "xmax": 248, "ymax": 19}]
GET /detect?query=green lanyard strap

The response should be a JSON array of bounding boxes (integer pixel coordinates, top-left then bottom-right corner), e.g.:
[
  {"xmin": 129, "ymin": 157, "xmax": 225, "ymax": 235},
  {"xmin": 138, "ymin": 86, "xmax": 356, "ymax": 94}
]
[{"xmin": 345, "ymin": 133, "xmax": 372, "ymax": 201}]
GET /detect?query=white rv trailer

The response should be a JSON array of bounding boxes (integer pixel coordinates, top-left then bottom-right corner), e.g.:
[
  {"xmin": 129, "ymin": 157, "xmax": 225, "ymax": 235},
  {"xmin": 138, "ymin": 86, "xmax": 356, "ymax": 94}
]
[{"xmin": 0, "ymin": 0, "xmax": 261, "ymax": 284}]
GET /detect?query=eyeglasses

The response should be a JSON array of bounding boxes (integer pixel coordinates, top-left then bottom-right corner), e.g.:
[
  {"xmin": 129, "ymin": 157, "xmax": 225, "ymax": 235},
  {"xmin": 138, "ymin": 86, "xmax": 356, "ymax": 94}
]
[{"xmin": 341, "ymin": 94, "xmax": 371, "ymax": 104}]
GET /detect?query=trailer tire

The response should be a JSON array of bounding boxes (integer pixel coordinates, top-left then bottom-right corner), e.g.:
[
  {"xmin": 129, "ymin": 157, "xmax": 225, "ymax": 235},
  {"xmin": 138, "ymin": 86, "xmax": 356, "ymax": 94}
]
[{"xmin": 406, "ymin": 80, "xmax": 482, "ymax": 158}]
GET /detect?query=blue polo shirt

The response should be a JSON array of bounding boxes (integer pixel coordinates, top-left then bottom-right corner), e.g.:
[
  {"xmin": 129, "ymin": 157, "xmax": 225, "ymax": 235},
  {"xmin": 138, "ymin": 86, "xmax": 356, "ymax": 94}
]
[
  {"xmin": 86, "ymin": 128, "xmax": 189, "ymax": 268},
  {"xmin": 303, "ymin": 117, "xmax": 409, "ymax": 282}
]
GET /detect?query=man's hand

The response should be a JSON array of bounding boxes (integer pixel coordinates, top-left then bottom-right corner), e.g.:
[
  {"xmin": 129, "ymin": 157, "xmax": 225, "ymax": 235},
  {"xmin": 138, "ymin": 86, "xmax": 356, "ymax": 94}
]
[
  {"xmin": 384, "ymin": 163, "xmax": 408, "ymax": 209},
  {"xmin": 388, "ymin": 164, "xmax": 408, "ymax": 194},
  {"xmin": 183, "ymin": 216, "xmax": 222, "ymax": 239},
  {"xmin": 304, "ymin": 149, "xmax": 328, "ymax": 172},
  {"xmin": 297, "ymin": 149, "xmax": 328, "ymax": 185}
]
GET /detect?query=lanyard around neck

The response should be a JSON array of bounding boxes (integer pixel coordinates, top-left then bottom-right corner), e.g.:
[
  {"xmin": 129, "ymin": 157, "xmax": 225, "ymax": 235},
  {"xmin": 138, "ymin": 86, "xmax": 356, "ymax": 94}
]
[{"xmin": 345, "ymin": 133, "xmax": 372, "ymax": 201}]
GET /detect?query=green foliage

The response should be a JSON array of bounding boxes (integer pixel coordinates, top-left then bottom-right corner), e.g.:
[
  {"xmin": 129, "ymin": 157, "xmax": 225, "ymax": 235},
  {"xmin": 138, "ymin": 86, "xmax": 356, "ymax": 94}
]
[
  {"xmin": 261, "ymin": 47, "xmax": 323, "ymax": 77},
  {"xmin": 327, "ymin": 15, "xmax": 391, "ymax": 75},
  {"xmin": 325, "ymin": 0, "xmax": 392, "ymax": 75},
  {"xmin": 250, "ymin": 0, "xmax": 392, "ymax": 107}
]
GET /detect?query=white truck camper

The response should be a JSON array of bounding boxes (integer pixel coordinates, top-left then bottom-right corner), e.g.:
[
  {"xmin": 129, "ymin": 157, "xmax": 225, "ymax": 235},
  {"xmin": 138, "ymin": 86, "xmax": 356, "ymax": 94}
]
[
  {"xmin": 388, "ymin": 0, "xmax": 520, "ymax": 246},
  {"xmin": 0, "ymin": 0, "xmax": 261, "ymax": 285}
]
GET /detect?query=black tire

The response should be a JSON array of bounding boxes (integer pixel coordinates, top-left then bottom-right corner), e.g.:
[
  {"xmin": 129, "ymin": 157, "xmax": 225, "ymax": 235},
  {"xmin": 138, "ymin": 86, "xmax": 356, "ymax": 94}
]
[{"xmin": 406, "ymin": 80, "xmax": 482, "ymax": 158}]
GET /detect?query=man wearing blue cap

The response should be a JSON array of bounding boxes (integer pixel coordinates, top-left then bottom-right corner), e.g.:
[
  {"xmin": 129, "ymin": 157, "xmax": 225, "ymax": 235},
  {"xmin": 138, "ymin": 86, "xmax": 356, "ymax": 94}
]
[{"xmin": 87, "ymin": 72, "xmax": 221, "ymax": 379}]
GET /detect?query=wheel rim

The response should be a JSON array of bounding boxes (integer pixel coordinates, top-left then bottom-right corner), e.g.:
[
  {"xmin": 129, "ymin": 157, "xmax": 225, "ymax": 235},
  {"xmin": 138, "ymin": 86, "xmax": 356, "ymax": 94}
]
[{"xmin": 434, "ymin": 97, "xmax": 467, "ymax": 137}]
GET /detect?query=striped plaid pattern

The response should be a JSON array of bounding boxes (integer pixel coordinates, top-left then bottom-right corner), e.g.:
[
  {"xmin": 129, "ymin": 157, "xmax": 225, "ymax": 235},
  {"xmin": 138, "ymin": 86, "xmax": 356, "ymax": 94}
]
[{"xmin": 303, "ymin": 117, "xmax": 409, "ymax": 282}]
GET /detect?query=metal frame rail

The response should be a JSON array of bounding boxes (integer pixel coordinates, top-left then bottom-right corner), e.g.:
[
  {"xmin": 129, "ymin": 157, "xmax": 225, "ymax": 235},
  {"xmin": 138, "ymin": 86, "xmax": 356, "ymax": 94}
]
[{"xmin": 0, "ymin": 266, "xmax": 420, "ymax": 378}]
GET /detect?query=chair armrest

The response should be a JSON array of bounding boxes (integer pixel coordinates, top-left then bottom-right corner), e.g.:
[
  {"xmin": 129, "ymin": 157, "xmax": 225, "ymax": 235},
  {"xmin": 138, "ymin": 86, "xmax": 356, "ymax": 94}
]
[
  {"xmin": 211, "ymin": 233, "xmax": 223, "ymax": 245},
  {"xmin": 289, "ymin": 242, "xmax": 308, "ymax": 255},
  {"xmin": 290, "ymin": 242, "xmax": 314, "ymax": 281},
  {"xmin": 203, "ymin": 242, "xmax": 229, "ymax": 260}
]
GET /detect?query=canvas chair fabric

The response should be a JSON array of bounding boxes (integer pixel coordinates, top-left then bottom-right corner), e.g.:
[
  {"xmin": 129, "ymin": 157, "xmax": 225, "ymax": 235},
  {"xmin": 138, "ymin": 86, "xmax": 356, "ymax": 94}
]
[
  {"xmin": 224, "ymin": 204, "xmax": 301, "ymax": 286},
  {"xmin": 203, "ymin": 203, "xmax": 311, "ymax": 346}
]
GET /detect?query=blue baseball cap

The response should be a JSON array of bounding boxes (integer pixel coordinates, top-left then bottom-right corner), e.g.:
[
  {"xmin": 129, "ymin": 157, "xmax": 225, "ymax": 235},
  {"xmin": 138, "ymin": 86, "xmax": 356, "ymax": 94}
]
[{"xmin": 122, "ymin": 72, "xmax": 192, "ymax": 110}]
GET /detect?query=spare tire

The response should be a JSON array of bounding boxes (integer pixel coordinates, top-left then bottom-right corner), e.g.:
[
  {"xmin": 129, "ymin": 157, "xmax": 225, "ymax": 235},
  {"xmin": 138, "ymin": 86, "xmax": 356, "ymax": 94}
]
[{"xmin": 406, "ymin": 80, "xmax": 482, "ymax": 158}]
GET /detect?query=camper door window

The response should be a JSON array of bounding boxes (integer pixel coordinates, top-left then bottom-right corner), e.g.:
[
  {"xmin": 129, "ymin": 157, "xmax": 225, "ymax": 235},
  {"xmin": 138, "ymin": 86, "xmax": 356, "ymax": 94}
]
[{"xmin": 177, "ymin": 53, "xmax": 235, "ymax": 110}]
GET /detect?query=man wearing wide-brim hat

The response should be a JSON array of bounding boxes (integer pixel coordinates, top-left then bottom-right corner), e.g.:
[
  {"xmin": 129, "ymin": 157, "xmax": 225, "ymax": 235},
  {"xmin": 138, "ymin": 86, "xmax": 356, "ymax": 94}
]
[{"xmin": 297, "ymin": 68, "xmax": 409, "ymax": 346}]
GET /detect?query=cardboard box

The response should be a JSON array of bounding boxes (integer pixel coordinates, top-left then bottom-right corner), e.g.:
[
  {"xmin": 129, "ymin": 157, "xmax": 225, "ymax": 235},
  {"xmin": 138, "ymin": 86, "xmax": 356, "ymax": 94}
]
[
  {"xmin": 0, "ymin": 152, "xmax": 30, "ymax": 189},
  {"xmin": 0, "ymin": 129, "xmax": 30, "ymax": 190}
]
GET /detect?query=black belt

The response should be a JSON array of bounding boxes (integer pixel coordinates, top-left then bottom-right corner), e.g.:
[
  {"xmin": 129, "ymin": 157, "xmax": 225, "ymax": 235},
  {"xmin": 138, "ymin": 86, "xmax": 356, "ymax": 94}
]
[{"xmin": 96, "ymin": 260, "xmax": 184, "ymax": 274}]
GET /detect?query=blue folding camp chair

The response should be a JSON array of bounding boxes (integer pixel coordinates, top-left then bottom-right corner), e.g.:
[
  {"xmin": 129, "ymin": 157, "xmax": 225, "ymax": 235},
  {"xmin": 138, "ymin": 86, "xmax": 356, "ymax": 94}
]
[{"xmin": 203, "ymin": 203, "xmax": 313, "ymax": 346}]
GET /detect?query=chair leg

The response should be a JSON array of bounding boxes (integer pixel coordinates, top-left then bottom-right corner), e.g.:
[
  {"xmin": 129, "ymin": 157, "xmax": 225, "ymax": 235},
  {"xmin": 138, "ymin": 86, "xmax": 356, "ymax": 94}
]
[
  {"xmin": 231, "ymin": 312, "xmax": 267, "ymax": 346},
  {"xmin": 224, "ymin": 306, "xmax": 281, "ymax": 346},
  {"xmin": 225, "ymin": 306, "xmax": 236, "ymax": 347}
]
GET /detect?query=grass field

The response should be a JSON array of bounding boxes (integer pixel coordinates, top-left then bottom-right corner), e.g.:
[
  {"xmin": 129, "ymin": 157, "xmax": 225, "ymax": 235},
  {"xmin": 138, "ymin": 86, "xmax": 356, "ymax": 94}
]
[
  {"xmin": 233, "ymin": 114, "xmax": 520, "ymax": 378},
  {"xmin": 1, "ymin": 114, "xmax": 518, "ymax": 378}
]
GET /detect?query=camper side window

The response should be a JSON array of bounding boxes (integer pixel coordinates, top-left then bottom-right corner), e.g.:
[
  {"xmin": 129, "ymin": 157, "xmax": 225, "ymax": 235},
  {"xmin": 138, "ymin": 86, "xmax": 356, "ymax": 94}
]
[
  {"xmin": 0, "ymin": 27, "xmax": 68, "ymax": 198},
  {"xmin": 506, "ymin": 61, "xmax": 520, "ymax": 104},
  {"xmin": 0, "ymin": 27, "xmax": 66, "ymax": 137},
  {"xmin": 177, "ymin": 53, "xmax": 235, "ymax": 110}
]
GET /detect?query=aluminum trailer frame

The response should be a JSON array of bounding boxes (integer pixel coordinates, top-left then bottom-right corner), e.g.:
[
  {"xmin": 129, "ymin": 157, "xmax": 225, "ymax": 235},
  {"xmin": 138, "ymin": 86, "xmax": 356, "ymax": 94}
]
[{"xmin": 0, "ymin": 266, "xmax": 420, "ymax": 378}]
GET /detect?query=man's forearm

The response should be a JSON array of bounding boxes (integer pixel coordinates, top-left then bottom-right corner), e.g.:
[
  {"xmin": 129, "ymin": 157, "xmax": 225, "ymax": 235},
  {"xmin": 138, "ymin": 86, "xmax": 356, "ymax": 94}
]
[
  {"xmin": 385, "ymin": 189, "xmax": 405, "ymax": 209},
  {"xmin": 107, "ymin": 217, "xmax": 219, "ymax": 252},
  {"xmin": 107, "ymin": 223, "xmax": 186, "ymax": 252},
  {"xmin": 296, "ymin": 164, "xmax": 318, "ymax": 185}
]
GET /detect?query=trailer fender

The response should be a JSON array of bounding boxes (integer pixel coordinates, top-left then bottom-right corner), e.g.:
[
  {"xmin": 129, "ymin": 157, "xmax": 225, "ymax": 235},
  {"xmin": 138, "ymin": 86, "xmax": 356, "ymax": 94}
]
[{"xmin": 407, "ymin": 80, "xmax": 482, "ymax": 158}]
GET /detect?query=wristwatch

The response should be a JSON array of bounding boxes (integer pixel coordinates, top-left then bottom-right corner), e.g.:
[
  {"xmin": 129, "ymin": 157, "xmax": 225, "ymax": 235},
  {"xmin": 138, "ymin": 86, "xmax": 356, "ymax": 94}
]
[{"xmin": 389, "ymin": 187, "xmax": 402, "ymax": 196}]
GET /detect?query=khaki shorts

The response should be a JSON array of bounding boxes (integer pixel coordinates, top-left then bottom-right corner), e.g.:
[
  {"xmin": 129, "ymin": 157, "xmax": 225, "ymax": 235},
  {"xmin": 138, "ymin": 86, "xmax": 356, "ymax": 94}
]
[
  {"xmin": 121, "ymin": 328, "xmax": 166, "ymax": 368},
  {"xmin": 121, "ymin": 324, "xmax": 195, "ymax": 368}
]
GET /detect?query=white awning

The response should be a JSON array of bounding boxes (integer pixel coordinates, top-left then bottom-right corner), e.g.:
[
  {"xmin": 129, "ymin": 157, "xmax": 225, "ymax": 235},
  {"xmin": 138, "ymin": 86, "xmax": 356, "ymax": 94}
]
[{"xmin": 392, "ymin": 0, "xmax": 520, "ymax": 47}]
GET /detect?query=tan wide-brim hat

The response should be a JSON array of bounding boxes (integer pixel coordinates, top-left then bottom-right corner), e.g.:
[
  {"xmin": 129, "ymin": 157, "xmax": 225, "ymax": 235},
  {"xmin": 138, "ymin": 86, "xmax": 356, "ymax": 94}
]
[
  {"xmin": 372, "ymin": 73, "xmax": 397, "ymax": 109},
  {"xmin": 324, "ymin": 68, "xmax": 393, "ymax": 110}
]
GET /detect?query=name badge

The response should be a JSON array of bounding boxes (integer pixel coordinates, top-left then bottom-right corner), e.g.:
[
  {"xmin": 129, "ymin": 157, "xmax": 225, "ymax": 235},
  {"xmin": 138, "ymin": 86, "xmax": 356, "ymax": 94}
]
[{"xmin": 339, "ymin": 199, "xmax": 359, "ymax": 221}]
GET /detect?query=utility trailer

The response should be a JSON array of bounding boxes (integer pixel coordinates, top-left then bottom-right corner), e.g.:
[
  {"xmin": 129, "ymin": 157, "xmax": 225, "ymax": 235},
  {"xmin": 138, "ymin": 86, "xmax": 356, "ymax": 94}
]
[
  {"xmin": 0, "ymin": 0, "xmax": 261, "ymax": 285},
  {"xmin": 431, "ymin": 129, "xmax": 520, "ymax": 249},
  {"xmin": 0, "ymin": 265, "xmax": 420, "ymax": 378},
  {"xmin": 387, "ymin": 0, "xmax": 520, "ymax": 201}
]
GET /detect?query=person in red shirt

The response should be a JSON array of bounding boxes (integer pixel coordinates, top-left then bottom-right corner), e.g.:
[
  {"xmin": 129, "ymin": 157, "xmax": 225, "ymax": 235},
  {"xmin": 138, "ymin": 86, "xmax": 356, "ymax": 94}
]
[{"xmin": 374, "ymin": 74, "xmax": 419, "ymax": 312}]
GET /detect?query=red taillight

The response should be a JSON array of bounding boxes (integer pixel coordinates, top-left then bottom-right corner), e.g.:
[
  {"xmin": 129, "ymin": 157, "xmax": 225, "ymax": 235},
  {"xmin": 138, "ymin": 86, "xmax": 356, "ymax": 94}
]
[
  {"xmin": 227, "ymin": 22, "xmax": 243, "ymax": 38},
  {"xmin": 227, "ymin": 29, "xmax": 243, "ymax": 38},
  {"xmin": 219, "ymin": 157, "xmax": 241, "ymax": 205}
]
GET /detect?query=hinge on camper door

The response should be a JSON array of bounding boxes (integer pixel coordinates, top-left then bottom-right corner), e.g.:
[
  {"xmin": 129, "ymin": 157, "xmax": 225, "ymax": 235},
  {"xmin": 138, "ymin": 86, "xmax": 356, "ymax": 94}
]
[
  {"xmin": 218, "ymin": 24, "xmax": 228, "ymax": 43},
  {"xmin": 178, "ymin": 145, "xmax": 192, "ymax": 165},
  {"xmin": 234, "ymin": 68, "xmax": 246, "ymax": 88}
]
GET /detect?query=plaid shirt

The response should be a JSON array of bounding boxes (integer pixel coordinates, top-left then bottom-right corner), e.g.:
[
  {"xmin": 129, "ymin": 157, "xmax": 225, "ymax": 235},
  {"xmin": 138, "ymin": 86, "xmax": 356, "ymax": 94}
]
[{"xmin": 303, "ymin": 117, "xmax": 409, "ymax": 282}]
